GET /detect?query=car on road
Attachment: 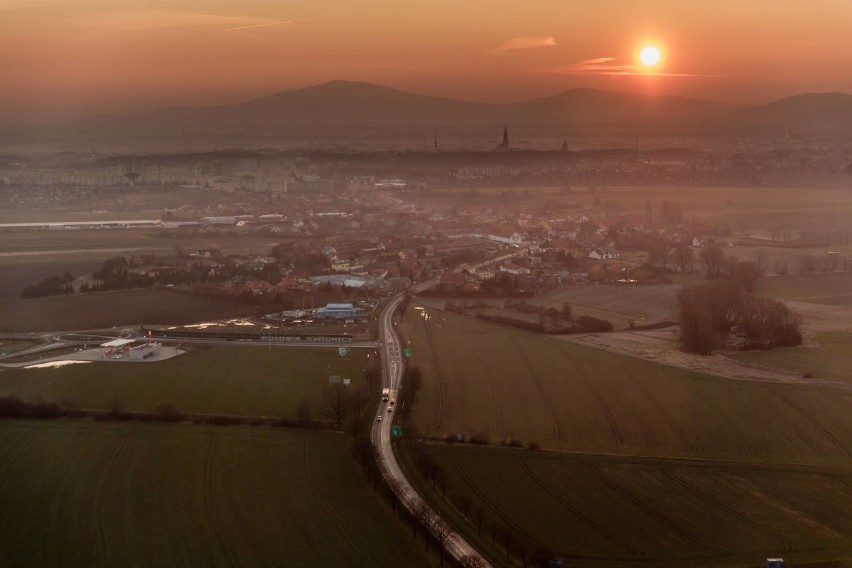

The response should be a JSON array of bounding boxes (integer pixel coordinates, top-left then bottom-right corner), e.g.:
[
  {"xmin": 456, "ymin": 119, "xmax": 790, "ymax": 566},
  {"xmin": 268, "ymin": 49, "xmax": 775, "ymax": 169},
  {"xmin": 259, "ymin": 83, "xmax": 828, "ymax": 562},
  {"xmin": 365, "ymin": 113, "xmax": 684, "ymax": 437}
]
[
  {"xmin": 376, "ymin": 415, "xmax": 383, "ymax": 421},
  {"xmin": 387, "ymin": 407, "xmax": 393, "ymax": 413}
]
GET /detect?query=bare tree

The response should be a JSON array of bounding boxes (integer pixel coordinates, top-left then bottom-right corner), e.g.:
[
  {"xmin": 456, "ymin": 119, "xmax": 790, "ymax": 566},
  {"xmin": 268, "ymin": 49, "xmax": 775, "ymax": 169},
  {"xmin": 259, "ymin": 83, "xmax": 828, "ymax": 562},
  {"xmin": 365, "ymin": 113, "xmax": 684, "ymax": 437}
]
[
  {"xmin": 671, "ymin": 244, "xmax": 695, "ymax": 273},
  {"xmin": 473, "ymin": 504, "xmax": 485, "ymax": 534},
  {"xmin": 435, "ymin": 520, "xmax": 453, "ymax": 566},
  {"xmin": 517, "ymin": 538, "xmax": 533, "ymax": 568},
  {"xmin": 349, "ymin": 386, "xmax": 371, "ymax": 438},
  {"xmin": 754, "ymin": 249, "xmax": 769, "ymax": 275},
  {"xmin": 799, "ymin": 254, "xmax": 819, "ymax": 274},
  {"xmin": 499, "ymin": 527, "xmax": 514, "ymax": 560},
  {"xmin": 318, "ymin": 383, "xmax": 351, "ymax": 431},
  {"xmin": 387, "ymin": 479, "xmax": 402, "ymax": 516},
  {"xmin": 296, "ymin": 397, "xmax": 312, "ymax": 425},
  {"xmin": 699, "ymin": 245, "xmax": 726, "ymax": 278},
  {"xmin": 457, "ymin": 495, "xmax": 473, "ymax": 519},
  {"xmin": 416, "ymin": 504, "xmax": 438, "ymax": 551},
  {"xmin": 461, "ymin": 555, "xmax": 485, "ymax": 568}
]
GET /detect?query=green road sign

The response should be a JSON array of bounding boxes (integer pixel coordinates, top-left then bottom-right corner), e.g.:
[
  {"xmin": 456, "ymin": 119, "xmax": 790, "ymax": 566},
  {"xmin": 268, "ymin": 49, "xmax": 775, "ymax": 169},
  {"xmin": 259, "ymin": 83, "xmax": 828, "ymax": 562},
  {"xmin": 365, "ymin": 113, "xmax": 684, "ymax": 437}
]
[
  {"xmin": 391, "ymin": 425, "xmax": 402, "ymax": 438},
  {"xmin": 402, "ymin": 347, "xmax": 412, "ymax": 358}
]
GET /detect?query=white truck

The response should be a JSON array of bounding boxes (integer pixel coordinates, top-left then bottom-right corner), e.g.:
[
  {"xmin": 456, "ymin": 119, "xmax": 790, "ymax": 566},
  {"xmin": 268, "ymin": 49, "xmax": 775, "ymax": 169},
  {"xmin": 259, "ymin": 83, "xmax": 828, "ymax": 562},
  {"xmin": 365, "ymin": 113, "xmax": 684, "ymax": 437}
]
[{"xmin": 381, "ymin": 388, "xmax": 390, "ymax": 401}]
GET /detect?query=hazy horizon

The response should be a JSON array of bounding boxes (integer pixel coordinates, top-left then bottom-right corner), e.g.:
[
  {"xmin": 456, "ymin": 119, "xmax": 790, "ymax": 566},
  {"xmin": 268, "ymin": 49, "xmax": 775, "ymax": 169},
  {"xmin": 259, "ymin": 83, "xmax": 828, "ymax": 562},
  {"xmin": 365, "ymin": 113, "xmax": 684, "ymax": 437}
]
[{"xmin": 4, "ymin": 0, "xmax": 852, "ymax": 124}]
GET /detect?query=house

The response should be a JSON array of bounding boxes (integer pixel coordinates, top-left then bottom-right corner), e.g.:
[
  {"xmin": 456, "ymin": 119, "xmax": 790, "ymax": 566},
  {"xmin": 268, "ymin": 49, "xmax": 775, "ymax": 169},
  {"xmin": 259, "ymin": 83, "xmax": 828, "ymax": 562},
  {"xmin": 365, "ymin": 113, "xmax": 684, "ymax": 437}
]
[
  {"xmin": 438, "ymin": 271, "xmax": 468, "ymax": 290},
  {"xmin": 500, "ymin": 262, "xmax": 531, "ymax": 275},
  {"xmin": 316, "ymin": 303, "xmax": 367, "ymax": 319},
  {"xmin": 331, "ymin": 258, "xmax": 351, "ymax": 272},
  {"xmin": 487, "ymin": 226, "xmax": 526, "ymax": 245},
  {"xmin": 398, "ymin": 248, "xmax": 418, "ymax": 260},
  {"xmin": 588, "ymin": 247, "xmax": 621, "ymax": 260}
]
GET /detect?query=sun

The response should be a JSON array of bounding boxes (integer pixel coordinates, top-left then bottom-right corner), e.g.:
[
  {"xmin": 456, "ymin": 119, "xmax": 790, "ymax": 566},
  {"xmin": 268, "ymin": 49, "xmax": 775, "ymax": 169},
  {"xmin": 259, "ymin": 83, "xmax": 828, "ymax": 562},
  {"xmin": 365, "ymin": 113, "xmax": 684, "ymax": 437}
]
[{"xmin": 639, "ymin": 45, "xmax": 661, "ymax": 66}]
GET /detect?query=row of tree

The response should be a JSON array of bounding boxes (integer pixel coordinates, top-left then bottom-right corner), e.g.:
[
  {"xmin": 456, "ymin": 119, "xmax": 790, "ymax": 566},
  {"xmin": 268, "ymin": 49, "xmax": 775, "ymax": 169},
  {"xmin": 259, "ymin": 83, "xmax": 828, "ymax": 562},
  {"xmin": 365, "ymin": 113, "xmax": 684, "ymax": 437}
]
[{"xmin": 20, "ymin": 272, "xmax": 75, "ymax": 298}]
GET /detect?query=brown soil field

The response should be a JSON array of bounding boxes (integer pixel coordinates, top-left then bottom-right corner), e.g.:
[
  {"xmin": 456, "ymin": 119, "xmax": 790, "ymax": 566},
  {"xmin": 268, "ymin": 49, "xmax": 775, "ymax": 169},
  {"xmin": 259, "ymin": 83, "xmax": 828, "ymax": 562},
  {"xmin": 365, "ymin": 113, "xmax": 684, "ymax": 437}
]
[{"xmin": 0, "ymin": 288, "xmax": 256, "ymax": 332}]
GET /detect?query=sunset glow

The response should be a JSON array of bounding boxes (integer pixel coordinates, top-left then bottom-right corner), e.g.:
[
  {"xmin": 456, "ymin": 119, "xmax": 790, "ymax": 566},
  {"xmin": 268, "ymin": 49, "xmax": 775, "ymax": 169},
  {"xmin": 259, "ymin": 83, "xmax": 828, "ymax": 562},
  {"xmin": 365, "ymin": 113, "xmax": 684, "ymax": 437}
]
[{"xmin": 2, "ymin": 0, "xmax": 852, "ymax": 122}]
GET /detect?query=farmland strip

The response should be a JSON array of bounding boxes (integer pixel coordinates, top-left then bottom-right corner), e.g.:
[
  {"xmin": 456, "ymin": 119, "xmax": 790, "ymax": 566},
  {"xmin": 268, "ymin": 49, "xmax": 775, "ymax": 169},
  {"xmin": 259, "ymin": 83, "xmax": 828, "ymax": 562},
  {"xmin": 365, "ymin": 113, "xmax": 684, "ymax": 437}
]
[
  {"xmin": 421, "ymin": 314, "xmax": 447, "ymax": 432},
  {"xmin": 559, "ymin": 350, "xmax": 625, "ymax": 446},
  {"xmin": 514, "ymin": 338, "xmax": 563, "ymax": 440},
  {"xmin": 593, "ymin": 469, "xmax": 714, "ymax": 552},
  {"xmin": 663, "ymin": 469, "xmax": 790, "ymax": 545},
  {"xmin": 303, "ymin": 442, "xmax": 371, "ymax": 565},
  {"xmin": 771, "ymin": 390, "xmax": 852, "ymax": 459},
  {"xmin": 202, "ymin": 436, "xmax": 238, "ymax": 567},
  {"xmin": 93, "ymin": 438, "xmax": 127, "ymax": 567},
  {"xmin": 518, "ymin": 460, "xmax": 634, "ymax": 554},
  {"xmin": 447, "ymin": 455, "xmax": 541, "ymax": 546},
  {"xmin": 0, "ymin": 427, "xmax": 44, "ymax": 489}
]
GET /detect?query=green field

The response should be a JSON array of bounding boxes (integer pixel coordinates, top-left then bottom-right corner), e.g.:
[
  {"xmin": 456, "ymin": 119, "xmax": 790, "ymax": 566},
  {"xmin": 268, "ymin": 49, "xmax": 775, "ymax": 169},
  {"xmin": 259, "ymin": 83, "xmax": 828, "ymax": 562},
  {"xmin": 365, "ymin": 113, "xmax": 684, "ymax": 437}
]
[
  {"xmin": 757, "ymin": 272, "xmax": 852, "ymax": 305},
  {"xmin": 0, "ymin": 346, "xmax": 373, "ymax": 418},
  {"xmin": 401, "ymin": 307, "xmax": 852, "ymax": 465},
  {"xmin": 416, "ymin": 444, "xmax": 852, "ymax": 567},
  {"xmin": 732, "ymin": 331, "xmax": 852, "ymax": 385},
  {"xmin": 0, "ymin": 420, "xmax": 429, "ymax": 568}
]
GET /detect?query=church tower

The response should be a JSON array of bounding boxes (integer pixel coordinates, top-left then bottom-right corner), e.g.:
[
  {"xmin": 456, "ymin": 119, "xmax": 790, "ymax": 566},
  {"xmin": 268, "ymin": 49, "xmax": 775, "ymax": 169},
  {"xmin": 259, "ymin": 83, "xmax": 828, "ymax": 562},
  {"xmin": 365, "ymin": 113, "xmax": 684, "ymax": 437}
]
[{"xmin": 496, "ymin": 125, "xmax": 510, "ymax": 151}]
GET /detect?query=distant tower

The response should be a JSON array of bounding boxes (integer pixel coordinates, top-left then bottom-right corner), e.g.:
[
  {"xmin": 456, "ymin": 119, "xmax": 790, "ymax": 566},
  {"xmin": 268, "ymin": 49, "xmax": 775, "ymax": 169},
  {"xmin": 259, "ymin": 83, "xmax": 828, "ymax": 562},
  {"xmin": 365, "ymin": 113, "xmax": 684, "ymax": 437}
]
[
  {"xmin": 561, "ymin": 138, "xmax": 569, "ymax": 152},
  {"xmin": 496, "ymin": 125, "xmax": 510, "ymax": 151}
]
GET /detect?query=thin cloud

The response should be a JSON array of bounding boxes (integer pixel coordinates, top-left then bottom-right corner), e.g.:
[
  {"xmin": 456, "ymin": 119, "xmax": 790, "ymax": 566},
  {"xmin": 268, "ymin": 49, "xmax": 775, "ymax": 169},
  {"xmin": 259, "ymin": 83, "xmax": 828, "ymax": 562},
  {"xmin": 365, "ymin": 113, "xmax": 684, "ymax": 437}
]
[
  {"xmin": 225, "ymin": 18, "xmax": 311, "ymax": 31},
  {"xmin": 69, "ymin": 11, "xmax": 295, "ymax": 33},
  {"xmin": 491, "ymin": 36, "xmax": 557, "ymax": 53},
  {"xmin": 545, "ymin": 57, "xmax": 723, "ymax": 77}
]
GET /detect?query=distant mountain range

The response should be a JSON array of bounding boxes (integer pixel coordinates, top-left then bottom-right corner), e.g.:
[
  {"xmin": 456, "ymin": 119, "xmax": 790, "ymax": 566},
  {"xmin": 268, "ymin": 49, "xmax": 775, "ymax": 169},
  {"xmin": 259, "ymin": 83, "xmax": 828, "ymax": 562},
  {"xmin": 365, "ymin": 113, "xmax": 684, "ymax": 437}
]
[{"xmin": 84, "ymin": 80, "xmax": 852, "ymax": 137}]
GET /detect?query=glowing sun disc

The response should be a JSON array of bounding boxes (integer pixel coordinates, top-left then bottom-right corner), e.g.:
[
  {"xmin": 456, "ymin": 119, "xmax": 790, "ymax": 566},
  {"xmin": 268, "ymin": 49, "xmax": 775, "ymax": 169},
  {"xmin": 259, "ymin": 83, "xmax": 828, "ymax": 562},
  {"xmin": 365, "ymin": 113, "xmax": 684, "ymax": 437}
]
[{"xmin": 640, "ymin": 45, "xmax": 660, "ymax": 66}]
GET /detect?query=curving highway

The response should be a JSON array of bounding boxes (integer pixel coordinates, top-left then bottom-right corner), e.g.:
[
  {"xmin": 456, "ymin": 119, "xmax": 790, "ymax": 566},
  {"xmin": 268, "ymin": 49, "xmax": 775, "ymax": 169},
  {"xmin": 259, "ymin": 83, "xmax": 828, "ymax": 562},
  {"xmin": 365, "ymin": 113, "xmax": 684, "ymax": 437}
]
[{"xmin": 371, "ymin": 284, "xmax": 492, "ymax": 566}]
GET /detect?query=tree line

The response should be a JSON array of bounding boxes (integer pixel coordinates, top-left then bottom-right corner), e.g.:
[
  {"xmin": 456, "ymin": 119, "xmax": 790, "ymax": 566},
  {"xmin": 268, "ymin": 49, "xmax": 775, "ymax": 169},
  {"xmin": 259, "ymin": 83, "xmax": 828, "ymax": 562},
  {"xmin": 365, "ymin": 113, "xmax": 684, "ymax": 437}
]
[{"xmin": 678, "ymin": 279, "xmax": 801, "ymax": 354}]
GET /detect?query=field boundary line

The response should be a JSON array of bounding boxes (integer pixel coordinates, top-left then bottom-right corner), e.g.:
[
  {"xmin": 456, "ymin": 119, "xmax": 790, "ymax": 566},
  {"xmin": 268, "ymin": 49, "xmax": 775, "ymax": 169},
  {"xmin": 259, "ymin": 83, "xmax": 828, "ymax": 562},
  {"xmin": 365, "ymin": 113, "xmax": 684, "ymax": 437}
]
[{"xmin": 93, "ymin": 437, "xmax": 128, "ymax": 567}]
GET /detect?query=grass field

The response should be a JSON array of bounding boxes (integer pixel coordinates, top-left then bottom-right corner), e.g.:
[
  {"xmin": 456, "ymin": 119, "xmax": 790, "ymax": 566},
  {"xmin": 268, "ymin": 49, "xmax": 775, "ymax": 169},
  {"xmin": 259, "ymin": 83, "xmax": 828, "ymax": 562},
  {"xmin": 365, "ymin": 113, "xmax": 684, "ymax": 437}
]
[
  {"xmin": 416, "ymin": 443, "xmax": 852, "ymax": 567},
  {"xmin": 732, "ymin": 331, "xmax": 852, "ymax": 386},
  {"xmin": 0, "ymin": 420, "xmax": 429, "ymax": 568},
  {"xmin": 757, "ymin": 272, "xmax": 852, "ymax": 305},
  {"xmin": 0, "ymin": 229, "xmax": 283, "ymax": 264},
  {"xmin": 401, "ymin": 307, "xmax": 852, "ymax": 465},
  {"xmin": 0, "ymin": 346, "xmax": 373, "ymax": 418},
  {"xmin": 0, "ymin": 288, "xmax": 260, "ymax": 331},
  {"xmin": 534, "ymin": 284, "xmax": 679, "ymax": 328},
  {"xmin": 0, "ymin": 261, "xmax": 105, "ymax": 302},
  {"xmin": 427, "ymin": 185, "xmax": 852, "ymax": 231}
]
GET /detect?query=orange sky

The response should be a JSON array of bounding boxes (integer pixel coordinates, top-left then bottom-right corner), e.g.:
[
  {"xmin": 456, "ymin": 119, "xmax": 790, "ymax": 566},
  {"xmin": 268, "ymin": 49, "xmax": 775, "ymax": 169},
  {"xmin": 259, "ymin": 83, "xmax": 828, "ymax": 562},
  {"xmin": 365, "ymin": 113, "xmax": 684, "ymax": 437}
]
[{"xmin": 3, "ymin": 0, "xmax": 852, "ymax": 123}]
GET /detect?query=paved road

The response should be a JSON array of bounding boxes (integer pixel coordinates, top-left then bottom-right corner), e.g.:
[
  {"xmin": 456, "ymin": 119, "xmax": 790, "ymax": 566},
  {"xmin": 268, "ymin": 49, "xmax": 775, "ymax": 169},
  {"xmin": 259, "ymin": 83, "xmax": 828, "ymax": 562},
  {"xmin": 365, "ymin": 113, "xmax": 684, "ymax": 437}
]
[
  {"xmin": 370, "ymin": 249, "xmax": 527, "ymax": 566},
  {"xmin": 371, "ymin": 284, "xmax": 492, "ymax": 566}
]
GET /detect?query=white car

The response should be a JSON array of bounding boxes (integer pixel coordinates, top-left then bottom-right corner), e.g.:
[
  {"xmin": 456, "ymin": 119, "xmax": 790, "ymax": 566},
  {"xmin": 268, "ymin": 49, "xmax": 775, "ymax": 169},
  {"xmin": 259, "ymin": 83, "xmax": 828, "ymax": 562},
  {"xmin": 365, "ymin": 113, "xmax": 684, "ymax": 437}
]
[{"xmin": 376, "ymin": 415, "xmax": 383, "ymax": 422}]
